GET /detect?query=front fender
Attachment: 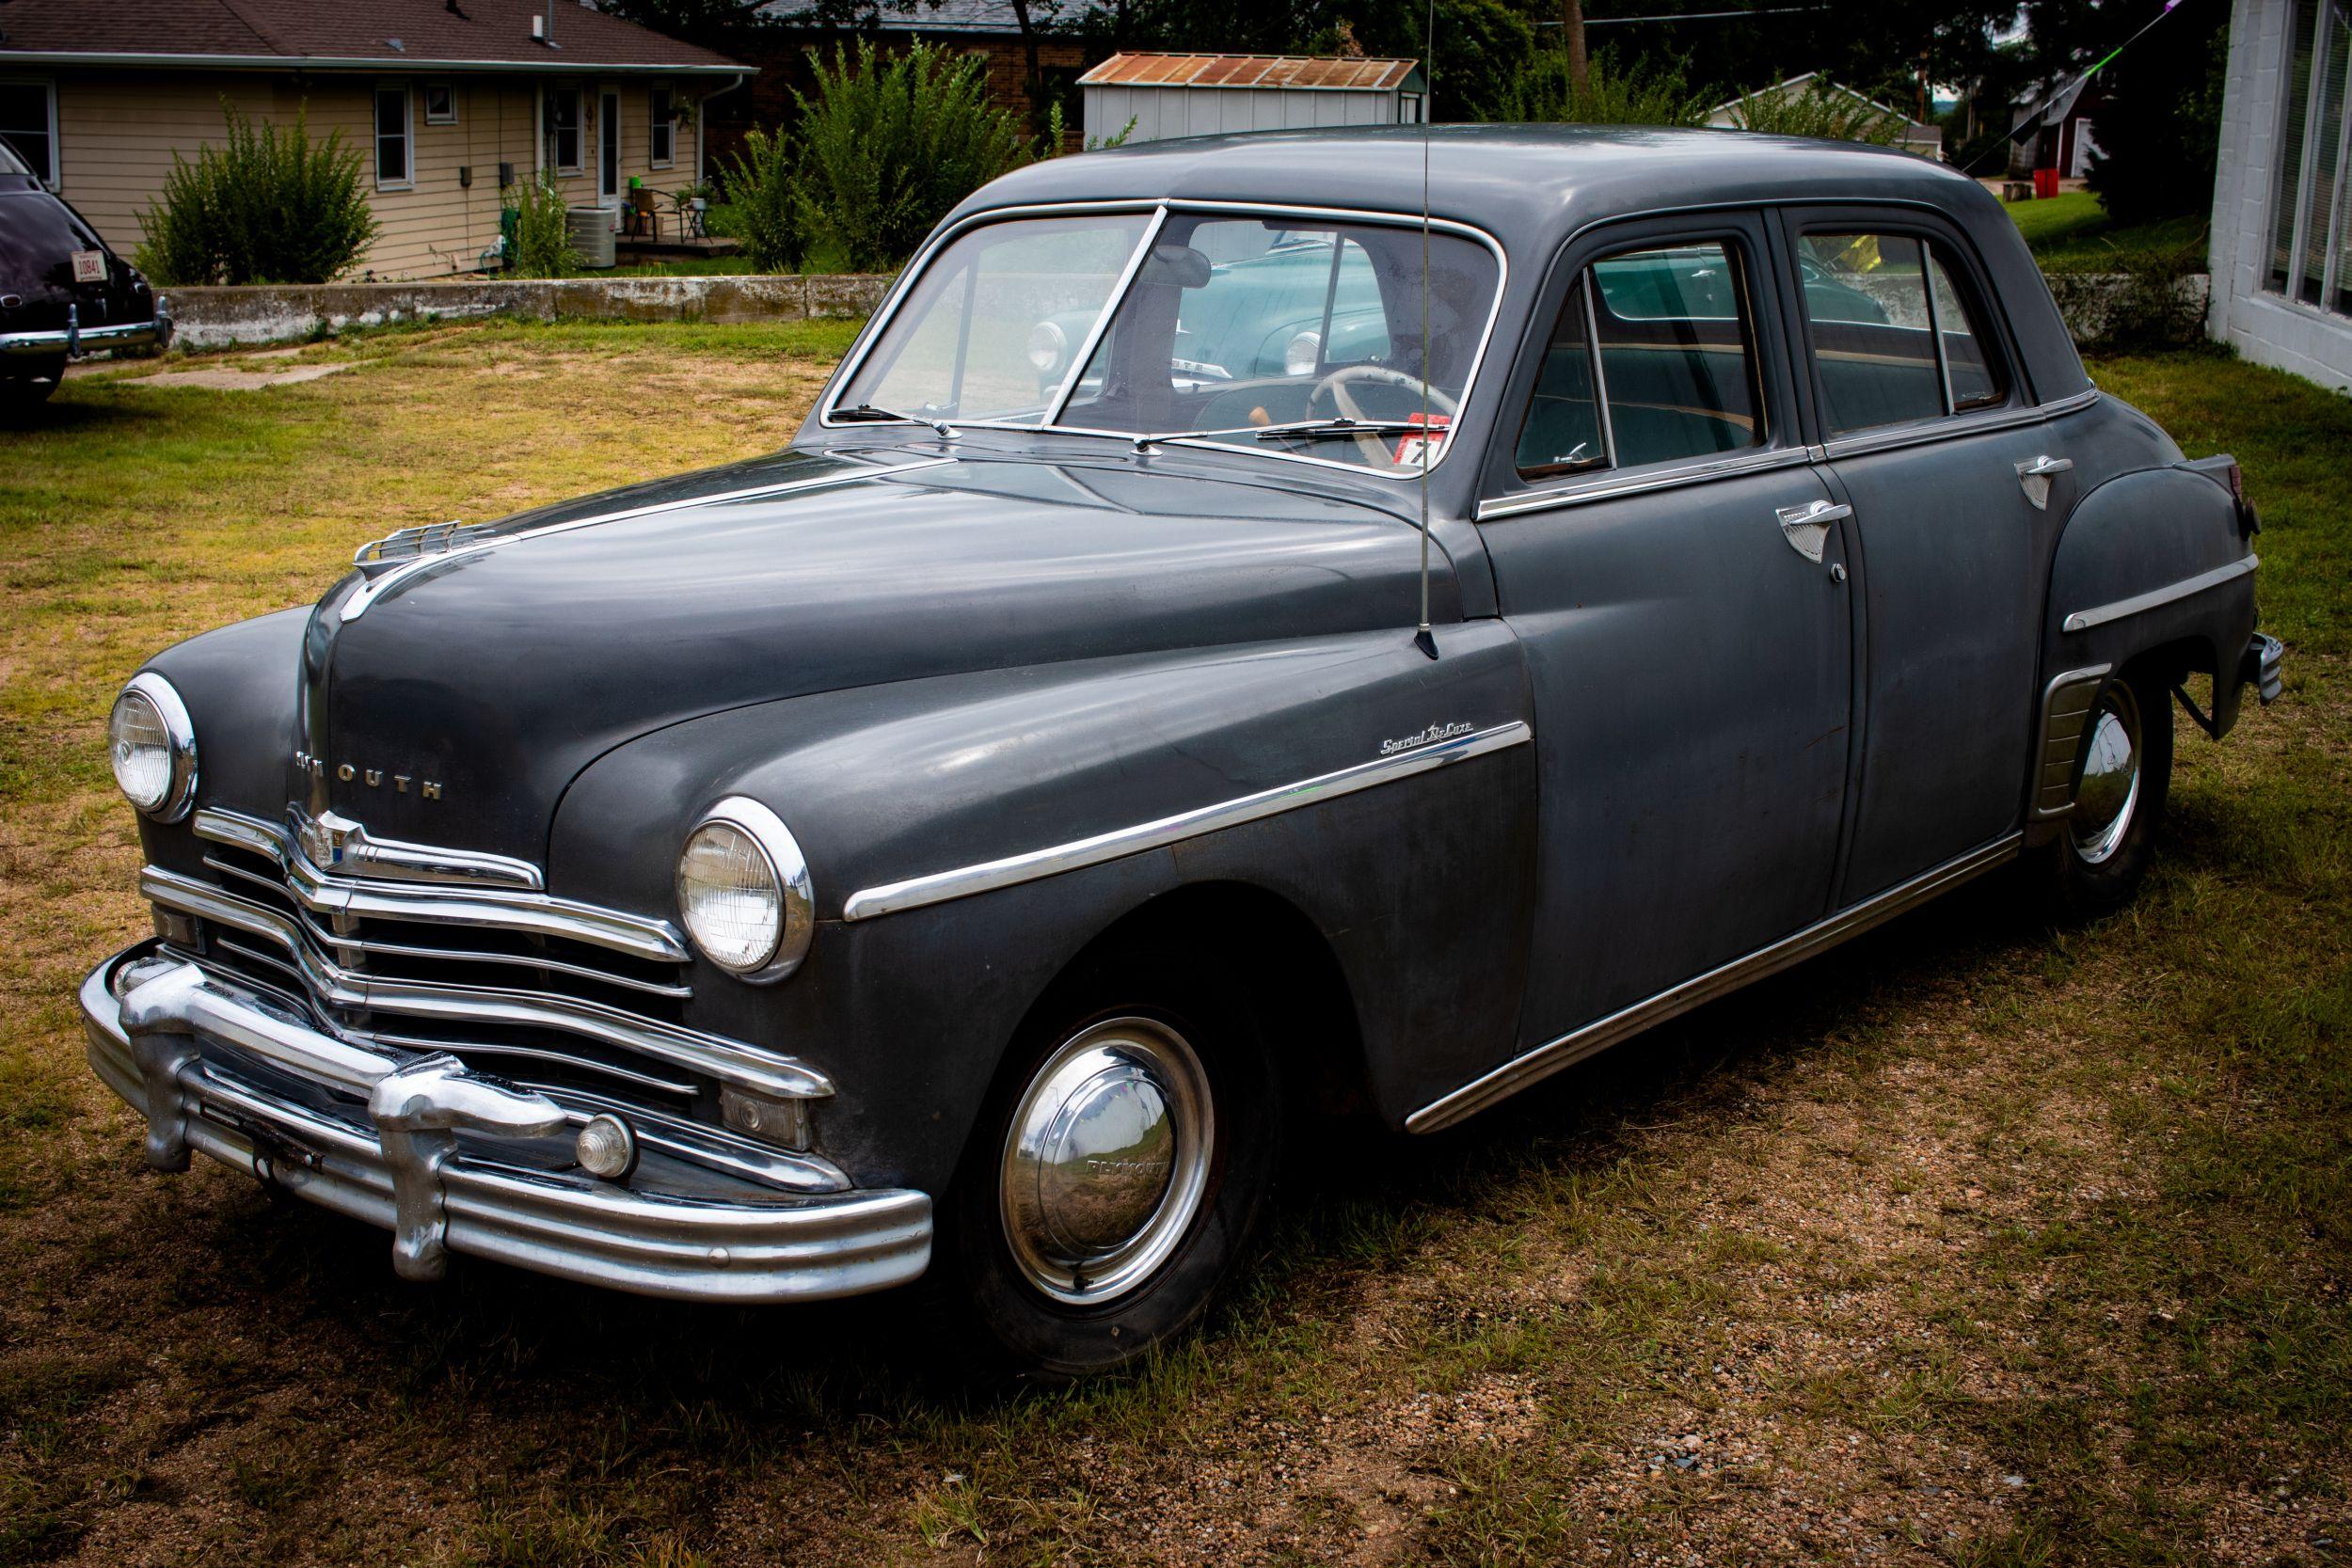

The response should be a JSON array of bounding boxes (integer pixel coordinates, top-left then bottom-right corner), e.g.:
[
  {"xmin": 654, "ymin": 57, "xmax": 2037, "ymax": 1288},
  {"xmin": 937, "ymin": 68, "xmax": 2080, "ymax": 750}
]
[{"xmin": 551, "ymin": 625, "xmax": 1537, "ymax": 1188}]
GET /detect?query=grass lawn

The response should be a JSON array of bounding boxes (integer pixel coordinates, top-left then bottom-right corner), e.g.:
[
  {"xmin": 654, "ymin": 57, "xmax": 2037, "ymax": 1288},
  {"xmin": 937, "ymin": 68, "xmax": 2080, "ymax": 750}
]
[
  {"xmin": 0, "ymin": 325, "xmax": 2344, "ymax": 1566},
  {"xmin": 2002, "ymin": 190, "xmax": 2211, "ymax": 272},
  {"xmin": 600, "ymin": 256, "xmax": 759, "ymax": 278}
]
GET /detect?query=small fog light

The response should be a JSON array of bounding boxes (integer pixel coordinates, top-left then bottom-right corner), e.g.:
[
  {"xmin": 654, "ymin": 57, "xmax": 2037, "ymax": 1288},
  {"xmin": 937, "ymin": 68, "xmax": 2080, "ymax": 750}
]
[{"xmin": 575, "ymin": 1114, "xmax": 639, "ymax": 1180}]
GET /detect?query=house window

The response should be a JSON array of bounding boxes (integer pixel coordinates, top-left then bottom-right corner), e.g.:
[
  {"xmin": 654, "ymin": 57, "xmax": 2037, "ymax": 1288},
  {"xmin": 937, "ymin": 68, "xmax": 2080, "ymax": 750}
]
[
  {"xmin": 545, "ymin": 85, "xmax": 581, "ymax": 173},
  {"xmin": 374, "ymin": 85, "xmax": 412, "ymax": 190},
  {"xmin": 0, "ymin": 80, "xmax": 57, "ymax": 187},
  {"xmin": 2269, "ymin": 0, "xmax": 2352, "ymax": 314},
  {"xmin": 649, "ymin": 85, "xmax": 675, "ymax": 167},
  {"xmin": 423, "ymin": 81, "xmax": 456, "ymax": 125}
]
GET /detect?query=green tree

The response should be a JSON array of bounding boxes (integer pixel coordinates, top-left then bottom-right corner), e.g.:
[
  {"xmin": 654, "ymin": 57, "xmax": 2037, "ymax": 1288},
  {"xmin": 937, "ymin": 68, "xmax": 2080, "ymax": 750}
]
[{"xmin": 2084, "ymin": 2, "xmax": 2230, "ymax": 223}]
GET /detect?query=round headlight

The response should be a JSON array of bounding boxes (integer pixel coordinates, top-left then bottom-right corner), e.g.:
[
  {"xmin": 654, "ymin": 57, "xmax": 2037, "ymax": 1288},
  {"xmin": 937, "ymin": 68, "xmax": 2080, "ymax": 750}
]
[
  {"xmin": 108, "ymin": 673, "xmax": 197, "ymax": 821},
  {"xmin": 1026, "ymin": 319, "xmax": 1067, "ymax": 375},
  {"xmin": 1283, "ymin": 328, "xmax": 1322, "ymax": 378},
  {"xmin": 675, "ymin": 797, "xmax": 814, "ymax": 981}
]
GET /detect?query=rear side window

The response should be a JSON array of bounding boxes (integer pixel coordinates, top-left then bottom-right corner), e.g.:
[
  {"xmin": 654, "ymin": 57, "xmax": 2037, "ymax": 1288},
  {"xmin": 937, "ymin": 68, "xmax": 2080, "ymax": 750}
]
[
  {"xmin": 1798, "ymin": 231, "xmax": 2008, "ymax": 435},
  {"xmin": 1515, "ymin": 240, "xmax": 1765, "ymax": 480}
]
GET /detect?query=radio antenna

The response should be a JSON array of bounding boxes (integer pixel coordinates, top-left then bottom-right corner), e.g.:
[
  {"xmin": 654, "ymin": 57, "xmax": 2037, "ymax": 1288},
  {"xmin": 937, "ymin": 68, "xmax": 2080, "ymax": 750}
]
[{"xmin": 1412, "ymin": 0, "xmax": 1438, "ymax": 660}]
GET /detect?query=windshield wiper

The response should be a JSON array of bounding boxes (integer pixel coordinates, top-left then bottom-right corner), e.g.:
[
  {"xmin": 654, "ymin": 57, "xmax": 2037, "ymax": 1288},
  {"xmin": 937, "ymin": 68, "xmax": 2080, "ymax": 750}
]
[
  {"xmin": 1130, "ymin": 416, "xmax": 1430, "ymax": 452},
  {"xmin": 834, "ymin": 403, "xmax": 957, "ymax": 438}
]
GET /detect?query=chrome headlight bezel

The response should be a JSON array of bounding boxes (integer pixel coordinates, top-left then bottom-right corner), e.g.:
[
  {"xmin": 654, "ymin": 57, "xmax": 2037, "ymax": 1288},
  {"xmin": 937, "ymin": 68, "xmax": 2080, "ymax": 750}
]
[
  {"xmin": 675, "ymin": 796, "xmax": 815, "ymax": 983},
  {"xmin": 108, "ymin": 671, "xmax": 199, "ymax": 822}
]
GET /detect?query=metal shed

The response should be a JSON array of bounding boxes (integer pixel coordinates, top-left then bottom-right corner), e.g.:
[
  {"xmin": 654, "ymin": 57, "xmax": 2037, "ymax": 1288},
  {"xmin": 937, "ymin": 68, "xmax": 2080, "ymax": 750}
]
[{"xmin": 1080, "ymin": 53, "xmax": 1424, "ymax": 147}]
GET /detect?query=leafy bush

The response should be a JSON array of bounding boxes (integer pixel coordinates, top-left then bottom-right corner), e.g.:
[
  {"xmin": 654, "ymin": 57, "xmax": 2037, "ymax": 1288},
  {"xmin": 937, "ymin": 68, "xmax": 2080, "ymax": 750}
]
[
  {"xmin": 1720, "ymin": 78, "xmax": 1910, "ymax": 145},
  {"xmin": 743, "ymin": 39, "xmax": 1047, "ymax": 274},
  {"xmin": 502, "ymin": 171, "xmax": 580, "ymax": 277},
  {"xmin": 2042, "ymin": 241, "xmax": 2212, "ymax": 353},
  {"xmin": 135, "ymin": 103, "xmax": 377, "ymax": 285},
  {"xmin": 1496, "ymin": 48, "xmax": 1712, "ymax": 126},
  {"xmin": 719, "ymin": 126, "xmax": 798, "ymax": 271}
]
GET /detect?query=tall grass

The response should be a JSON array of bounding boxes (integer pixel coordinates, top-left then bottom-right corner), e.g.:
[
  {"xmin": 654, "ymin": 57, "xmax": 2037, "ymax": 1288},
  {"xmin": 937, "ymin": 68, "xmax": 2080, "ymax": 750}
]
[
  {"xmin": 134, "ymin": 103, "xmax": 377, "ymax": 285},
  {"xmin": 501, "ymin": 171, "xmax": 580, "ymax": 278}
]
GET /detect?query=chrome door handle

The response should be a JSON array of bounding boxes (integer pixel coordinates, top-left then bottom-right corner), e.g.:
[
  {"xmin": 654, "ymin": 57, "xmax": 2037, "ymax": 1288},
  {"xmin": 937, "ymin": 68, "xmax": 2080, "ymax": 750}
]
[
  {"xmin": 1774, "ymin": 499, "xmax": 1851, "ymax": 563},
  {"xmin": 2015, "ymin": 453, "xmax": 2073, "ymax": 510}
]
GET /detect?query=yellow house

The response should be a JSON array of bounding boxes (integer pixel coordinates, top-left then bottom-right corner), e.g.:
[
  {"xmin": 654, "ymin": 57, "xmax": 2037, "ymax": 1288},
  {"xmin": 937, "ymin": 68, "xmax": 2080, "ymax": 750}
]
[{"xmin": 0, "ymin": 0, "xmax": 750, "ymax": 280}]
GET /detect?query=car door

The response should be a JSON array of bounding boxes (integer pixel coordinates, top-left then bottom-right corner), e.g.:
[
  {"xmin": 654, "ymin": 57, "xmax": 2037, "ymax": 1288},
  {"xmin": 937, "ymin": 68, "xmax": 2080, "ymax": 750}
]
[
  {"xmin": 1779, "ymin": 210, "xmax": 2062, "ymax": 901},
  {"xmin": 1477, "ymin": 213, "xmax": 1855, "ymax": 1050}
]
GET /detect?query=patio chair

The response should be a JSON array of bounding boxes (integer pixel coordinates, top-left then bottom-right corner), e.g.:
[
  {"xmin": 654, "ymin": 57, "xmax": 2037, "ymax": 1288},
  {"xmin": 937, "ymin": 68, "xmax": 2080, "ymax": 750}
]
[{"xmin": 625, "ymin": 187, "xmax": 662, "ymax": 241}]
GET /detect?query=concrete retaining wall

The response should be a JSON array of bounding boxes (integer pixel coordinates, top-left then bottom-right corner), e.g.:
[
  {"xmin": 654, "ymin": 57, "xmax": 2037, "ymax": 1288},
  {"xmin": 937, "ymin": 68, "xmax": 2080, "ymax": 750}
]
[{"xmin": 167, "ymin": 274, "xmax": 896, "ymax": 350}]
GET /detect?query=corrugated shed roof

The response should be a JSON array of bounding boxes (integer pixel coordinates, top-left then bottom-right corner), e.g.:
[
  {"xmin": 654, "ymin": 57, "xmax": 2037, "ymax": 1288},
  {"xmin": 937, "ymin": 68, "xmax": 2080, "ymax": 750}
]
[
  {"xmin": 1080, "ymin": 53, "xmax": 1418, "ymax": 92},
  {"xmin": 0, "ymin": 0, "xmax": 745, "ymax": 72}
]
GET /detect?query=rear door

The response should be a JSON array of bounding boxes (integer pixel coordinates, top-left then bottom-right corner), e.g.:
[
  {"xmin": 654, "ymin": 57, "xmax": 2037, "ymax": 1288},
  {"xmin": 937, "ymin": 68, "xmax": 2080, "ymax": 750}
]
[
  {"xmin": 1779, "ymin": 210, "xmax": 2062, "ymax": 901},
  {"xmin": 1477, "ymin": 212, "xmax": 1856, "ymax": 1049}
]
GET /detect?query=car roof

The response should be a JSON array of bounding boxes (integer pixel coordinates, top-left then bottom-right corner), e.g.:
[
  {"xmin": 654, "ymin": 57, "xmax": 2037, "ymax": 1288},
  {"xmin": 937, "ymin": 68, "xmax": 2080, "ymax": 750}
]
[{"xmin": 950, "ymin": 124, "xmax": 2089, "ymax": 405}]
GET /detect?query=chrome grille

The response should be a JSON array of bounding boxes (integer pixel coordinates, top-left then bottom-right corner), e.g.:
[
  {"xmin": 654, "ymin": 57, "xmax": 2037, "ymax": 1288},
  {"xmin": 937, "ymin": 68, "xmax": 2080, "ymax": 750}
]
[{"xmin": 149, "ymin": 810, "xmax": 833, "ymax": 1119}]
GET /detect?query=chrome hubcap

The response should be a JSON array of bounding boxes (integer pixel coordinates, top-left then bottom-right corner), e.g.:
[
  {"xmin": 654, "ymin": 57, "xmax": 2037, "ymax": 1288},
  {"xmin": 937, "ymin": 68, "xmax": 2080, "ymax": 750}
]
[
  {"xmin": 1000, "ymin": 1016, "xmax": 1213, "ymax": 1306},
  {"xmin": 2071, "ymin": 682, "xmax": 2142, "ymax": 866}
]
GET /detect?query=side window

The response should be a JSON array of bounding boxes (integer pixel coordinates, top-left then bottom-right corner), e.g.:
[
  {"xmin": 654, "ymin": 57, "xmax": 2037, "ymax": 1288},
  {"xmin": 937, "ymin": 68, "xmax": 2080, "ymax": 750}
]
[
  {"xmin": 1927, "ymin": 251, "xmax": 2004, "ymax": 409},
  {"xmin": 1799, "ymin": 231, "xmax": 2008, "ymax": 435},
  {"xmin": 1514, "ymin": 240, "xmax": 1765, "ymax": 481}
]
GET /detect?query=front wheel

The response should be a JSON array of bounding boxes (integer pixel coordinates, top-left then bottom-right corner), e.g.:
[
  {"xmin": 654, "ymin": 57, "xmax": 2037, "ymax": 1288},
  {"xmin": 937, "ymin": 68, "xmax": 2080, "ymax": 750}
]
[
  {"xmin": 936, "ymin": 948, "xmax": 1282, "ymax": 1379},
  {"xmin": 2035, "ymin": 663, "xmax": 2173, "ymax": 917}
]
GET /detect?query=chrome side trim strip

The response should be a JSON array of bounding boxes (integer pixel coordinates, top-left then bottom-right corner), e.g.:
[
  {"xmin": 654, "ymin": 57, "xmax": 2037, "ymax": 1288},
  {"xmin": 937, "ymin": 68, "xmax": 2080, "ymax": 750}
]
[
  {"xmin": 1476, "ymin": 447, "xmax": 1814, "ymax": 521},
  {"xmin": 1474, "ymin": 392, "xmax": 2104, "ymax": 523},
  {"xmin": 338, "ymin": 457, "xmax": 953, "ymax": 622},
  {"xmin": 843, "ymin": 719, "xmax": 1534, "ymax": 923},
  {"xmin": 2028, "ymin": 664, "xmax": 2112, "ymax": 820},
  {"xmin": 142, "ymin": 866, "xmax": 830, "ymax": 1101},
  {"xmin": 2060, "ymin": 555, "xmax": 2260, "ymax": 634},
  {"xmin": 196, "ymin": 809, "xmax": 689, "ymax": 964},
  {"xmin": 1405, "ymin": 833, "xmax": 2024, "ymax": 1134}
]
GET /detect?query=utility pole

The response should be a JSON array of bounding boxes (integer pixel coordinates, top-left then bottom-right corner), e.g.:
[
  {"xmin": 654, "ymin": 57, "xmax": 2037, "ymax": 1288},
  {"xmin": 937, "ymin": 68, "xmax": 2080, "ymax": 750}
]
[{"xmin": 1565, "ymin": 0, "xmax": 1589, "ymax": 94}]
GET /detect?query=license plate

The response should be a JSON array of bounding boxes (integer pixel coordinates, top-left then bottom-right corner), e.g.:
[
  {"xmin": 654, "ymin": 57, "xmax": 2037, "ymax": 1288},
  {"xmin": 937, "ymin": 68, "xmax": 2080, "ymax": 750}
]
[{"xmin": 71, "ymin": 249, "xmax": 105, "ymax": 284}]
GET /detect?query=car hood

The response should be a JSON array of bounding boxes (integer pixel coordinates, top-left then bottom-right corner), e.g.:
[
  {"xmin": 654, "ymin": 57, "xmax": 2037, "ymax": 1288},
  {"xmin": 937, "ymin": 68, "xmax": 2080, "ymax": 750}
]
[{"xmin": 293, "ymin": 446, "xmax": 1461, "ymax": 858}]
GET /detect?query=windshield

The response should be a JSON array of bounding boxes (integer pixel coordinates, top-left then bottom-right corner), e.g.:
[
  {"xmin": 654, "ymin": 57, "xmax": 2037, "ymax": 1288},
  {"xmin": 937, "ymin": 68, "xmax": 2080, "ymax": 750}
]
[{"xmin": 834, "ymin": 209, "xmax": 1502, "ymax": 474}]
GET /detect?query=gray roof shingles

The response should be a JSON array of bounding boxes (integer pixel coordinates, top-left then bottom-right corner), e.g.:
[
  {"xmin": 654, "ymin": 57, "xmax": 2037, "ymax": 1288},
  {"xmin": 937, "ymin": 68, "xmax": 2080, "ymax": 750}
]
[{"xmin": 0, "ymin": 0, "xmax": 745, "ymax": 71}]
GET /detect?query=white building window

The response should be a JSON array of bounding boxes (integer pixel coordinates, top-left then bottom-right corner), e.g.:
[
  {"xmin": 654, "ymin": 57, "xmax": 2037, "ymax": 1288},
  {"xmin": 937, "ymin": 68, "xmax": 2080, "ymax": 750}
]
[
  {"xmin": 0, "ymin": 80, "xmax": 57, "ymax": 187},
  {"xmin": 545, "ymin": 86, "xmax": 582, "ymax": 174},
  {"xmin": 2270, "ymin": 0, "xmax": 2352, "ymax": 313},
  {"xmin": 374, "ymin": 84, "xmax": 412, "ymax": 190},
  {"xmin": 423, "ymin": 81, "xmax": 456, "ymax": 125},
  {"xmin": 649, "ymin": 85, "xmax": 675, "ymax": 167}
]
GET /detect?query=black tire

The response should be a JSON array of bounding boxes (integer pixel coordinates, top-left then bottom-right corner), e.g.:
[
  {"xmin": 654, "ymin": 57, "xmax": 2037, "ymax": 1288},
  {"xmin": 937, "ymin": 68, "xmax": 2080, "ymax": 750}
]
[
  {"xmin": 934, "ymin": 940, "xmax": 1283, "ymax": 1380},
  {"xmin": 2036, "ymin": 662, "xmax": 2173, "ymax": 918},
  {"xmin": 0, "ymin": 355, "xmax": 66, "ymax": 412}
]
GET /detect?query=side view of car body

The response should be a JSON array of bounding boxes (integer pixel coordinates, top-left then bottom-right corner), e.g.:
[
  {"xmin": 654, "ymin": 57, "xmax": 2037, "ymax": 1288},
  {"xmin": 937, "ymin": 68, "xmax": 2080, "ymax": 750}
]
[
  {"xmin": 78, "ymin": 127, "xmax": 2280, "ymax": 1377},
  {"xmin": 0, "ymin": 136, "xmax": 171, "ymax": 406}
]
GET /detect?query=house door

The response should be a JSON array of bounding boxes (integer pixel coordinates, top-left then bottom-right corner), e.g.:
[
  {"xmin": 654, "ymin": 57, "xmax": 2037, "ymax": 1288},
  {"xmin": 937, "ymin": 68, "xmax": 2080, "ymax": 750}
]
[{"xmin": 598, "ymin": 89, "xmax": 620, "ymax": 210}]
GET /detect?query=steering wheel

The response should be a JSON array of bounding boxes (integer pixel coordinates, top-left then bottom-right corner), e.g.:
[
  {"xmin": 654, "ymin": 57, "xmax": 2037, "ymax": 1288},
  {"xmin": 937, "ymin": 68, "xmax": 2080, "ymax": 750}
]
[{"xmin": 1309, "ymin": 365, "xmax": 1461, "ymax": 467}]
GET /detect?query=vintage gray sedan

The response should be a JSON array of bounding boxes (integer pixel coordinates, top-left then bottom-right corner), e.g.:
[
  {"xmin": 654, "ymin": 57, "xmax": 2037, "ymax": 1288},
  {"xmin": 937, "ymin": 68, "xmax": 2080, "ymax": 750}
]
[{"xmin": 82, "ymin": 127, "xmax": 2281, "ymax": 1376}]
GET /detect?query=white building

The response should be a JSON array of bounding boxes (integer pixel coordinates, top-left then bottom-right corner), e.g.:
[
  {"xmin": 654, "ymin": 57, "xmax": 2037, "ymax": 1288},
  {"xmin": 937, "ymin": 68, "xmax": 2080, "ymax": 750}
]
[
  {"xmin": 2208, "ymin": 0, "xmax": 2352, "ymax": 388},
  {"xmin": 1080, "ymin": 53, "xmax": 1423, "ymax": 147},
  {"xmin": 1706, "ymin": 73, "xmax": 1944, "ymax": 160}
]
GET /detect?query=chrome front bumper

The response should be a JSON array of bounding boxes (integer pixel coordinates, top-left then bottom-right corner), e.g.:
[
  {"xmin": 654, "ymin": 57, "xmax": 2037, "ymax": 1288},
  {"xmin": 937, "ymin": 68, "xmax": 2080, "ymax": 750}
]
[
  {"xmin": 79, "ymin": 944, "xmax": 931, "ymax": 1302},
  {"xmin": 1, "ymin": 300, "xmax": 172, "ymax": 359}
]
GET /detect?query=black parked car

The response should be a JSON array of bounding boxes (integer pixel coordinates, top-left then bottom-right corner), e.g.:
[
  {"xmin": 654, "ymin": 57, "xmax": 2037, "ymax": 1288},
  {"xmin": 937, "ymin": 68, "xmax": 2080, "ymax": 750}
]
[
  {"xmin": 79, "ymin": 127, "xmax": 2281, "ymax": 1377},
  {"xmin": 0, "ymin": 137, "xmax": 170, "ymax": 406}
]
